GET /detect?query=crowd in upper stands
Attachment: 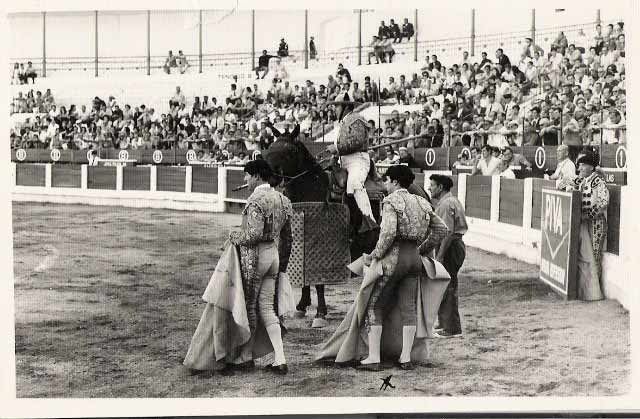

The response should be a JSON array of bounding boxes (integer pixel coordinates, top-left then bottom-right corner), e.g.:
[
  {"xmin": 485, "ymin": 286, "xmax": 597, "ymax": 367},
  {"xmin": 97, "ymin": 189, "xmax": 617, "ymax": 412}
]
[{"xmin": 10, "ymin": 21, "xmax": 626, "ymax": 172}]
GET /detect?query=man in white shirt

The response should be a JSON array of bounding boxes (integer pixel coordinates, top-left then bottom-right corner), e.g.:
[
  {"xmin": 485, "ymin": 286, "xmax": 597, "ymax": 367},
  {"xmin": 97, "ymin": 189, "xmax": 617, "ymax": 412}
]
[
  {"xmin": 497, "ymin": 157, "xmax": 516, "ymax": 179},
  {"xmin": 547, "ymin": 145, "xmax": 576, "ymax": 182},
  {"xmin": 602, "ymin": 109, "xmax": 626, "ymax": 144},
  {"xmin": 170, "ymin": 86, "xmax": 186, "ymax": 108},
  {"xmin": 472, "ymin": 145, "xmax": 500, "ymax": 176}
]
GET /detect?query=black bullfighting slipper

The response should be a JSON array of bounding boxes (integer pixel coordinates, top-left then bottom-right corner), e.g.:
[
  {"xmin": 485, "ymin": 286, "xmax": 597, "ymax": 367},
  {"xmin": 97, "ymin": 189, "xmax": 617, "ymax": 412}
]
[
  {"xmin": 232, "ymin": 360, "xmax": 255, "ymax": 371},
  {"xmin": 395, "ymin": 360, "xmax": 415, "ymax": 370},
  {"xmin": 265, "ymin": 363, "xmax": 288, "ymax": 375},
  {"xmin": 354, "ymin": 362, "xmax": 383, "ymax": 371},
  {"xmin": 335, "ymin": 359, "xmax": 359, "ymax": 369},
  {"xmin": 218, "ymin": 365, "xmax": 235, "ymax": 377}
]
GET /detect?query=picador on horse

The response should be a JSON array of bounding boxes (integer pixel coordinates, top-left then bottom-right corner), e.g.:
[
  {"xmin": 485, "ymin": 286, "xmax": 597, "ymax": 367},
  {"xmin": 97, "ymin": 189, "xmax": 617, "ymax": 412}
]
[{"xmin": 261, "ymin": 99, "xmax": 430, "ymax": 329}]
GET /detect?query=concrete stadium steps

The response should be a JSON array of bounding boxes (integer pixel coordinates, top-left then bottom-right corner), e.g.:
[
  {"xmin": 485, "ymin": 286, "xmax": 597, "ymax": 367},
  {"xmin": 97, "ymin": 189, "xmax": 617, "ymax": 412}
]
[{"xmin": 9, "ymin": 56, "xmax": 429, "ymax": 118}]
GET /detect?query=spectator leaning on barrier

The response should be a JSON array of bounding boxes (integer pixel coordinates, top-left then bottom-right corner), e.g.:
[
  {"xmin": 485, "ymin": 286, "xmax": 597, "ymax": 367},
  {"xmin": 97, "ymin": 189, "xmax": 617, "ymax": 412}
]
[
  {"xmin": 472, "ymin": 144, "xmax": 500, "ymax": 176},
  {"xmin": 497, "ymin": 157, "xmax": 516, "ymax": 179}
]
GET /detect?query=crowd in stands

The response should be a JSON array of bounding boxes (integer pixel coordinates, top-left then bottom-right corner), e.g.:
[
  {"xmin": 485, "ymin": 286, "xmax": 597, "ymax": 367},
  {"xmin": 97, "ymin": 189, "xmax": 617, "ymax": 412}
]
[
  {"xmin": 10, "ymin": 22, "xmax": 626, "ymax": 174},
  {"xmin": 163, "ymin": 50, "xmax": 191, "ymax": 74},
  {"xmin": 378, "ymin": 18, "xmax": 415, "ymax": 43},
  {"xmin": 11, "ymin": 62, "xmax": 38, "ymax": 85}
]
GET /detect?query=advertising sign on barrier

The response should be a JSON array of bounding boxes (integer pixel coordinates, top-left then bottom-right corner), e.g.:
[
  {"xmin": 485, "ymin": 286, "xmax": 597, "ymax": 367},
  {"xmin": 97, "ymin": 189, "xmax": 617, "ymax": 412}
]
[{"xmin": 539, "ymin": 188, "xmax": 581, "ymax": 299}]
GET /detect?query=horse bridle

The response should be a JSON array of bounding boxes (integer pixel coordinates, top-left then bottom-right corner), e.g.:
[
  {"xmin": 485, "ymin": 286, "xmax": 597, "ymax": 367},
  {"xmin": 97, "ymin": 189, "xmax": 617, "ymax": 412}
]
[{"xmin": 274, "ymin": 149, "xmax": 334, "ymax": 188}]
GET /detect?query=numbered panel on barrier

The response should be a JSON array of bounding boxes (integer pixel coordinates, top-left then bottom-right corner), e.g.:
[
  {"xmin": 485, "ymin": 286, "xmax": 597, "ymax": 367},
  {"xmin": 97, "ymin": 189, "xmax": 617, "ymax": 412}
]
[{"xmin": 539, "ymin": 189, "xmax": 581, "ymax": 300}]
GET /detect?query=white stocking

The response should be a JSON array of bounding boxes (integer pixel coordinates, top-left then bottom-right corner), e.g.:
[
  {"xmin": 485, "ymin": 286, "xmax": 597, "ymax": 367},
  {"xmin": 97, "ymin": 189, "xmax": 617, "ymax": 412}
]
[
  {"xmin": 399, "ymin": 326, "xmax": 417, "ymax": 363},
  {"xmin": 360, "ymin": 325, "xmax": 382, "ymax": 364}
]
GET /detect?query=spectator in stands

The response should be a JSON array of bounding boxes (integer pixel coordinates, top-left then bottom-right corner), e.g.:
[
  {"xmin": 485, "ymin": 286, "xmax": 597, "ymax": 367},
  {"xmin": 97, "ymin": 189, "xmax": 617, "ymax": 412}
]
[
  {"xmin": 380, "ymin": 146, "xmax": 400, "ymax": 165},
  {"xmin": 170, "ymin": 86, "xmax": 186, "ymax": 108},
  {"xmin": 602, "ymin": 108, "xmax": 626, "ymax": 144},
  {"xmin": 495, "ymin": 48, "xmax": 511, "ymax": 72},
  {"xmin": 378, "ymin": 21, "xmax": 389, "ymax": 39},
  {"xmin": 309, "ymin": 36, "xmax": 317, "ymax": 60},
  {"xmin": 479, "ymin": 51, "xmax": 492, "ymax": 68},
  {"xmin": 551, "ymin": 31, "xmax": 569, "ymax": 55},
  {"xmin": 336, "ymin": 63, "xmax": 352, "ymax": 83},
  {"xmin": 395, "ymin": 18, "xmax": 412, "ymax": 43},
  {"xmin": 472, "ymin": 144, "xmax": 500, "ymax": 176},
  {"xmin": 381, "ymin": 36, "xmax": 396, "ymax": 63},
  {"xmin": 398, "ymin": 147, "xmax": 415, "ymax": 167},
  {"xmin": 163, "ymin": 50, "xmax": 178, "ymax": 74},
  {"xmin": 367, "ymin": 36, "xmax": 382, "ymax": 65},
  {"xmin": 256, "ymin": 50, "xmax": 275, "ymax": 79},
  {"xmin": 278, "ymin": 38, "xmax": 289, "ymax": 57},
  {"xmin": 497, "ymin": 157, "xmax": 516, "ymax": 179},
  {"xmin": 502, "ymin": 147, "xmax": 532, "ymax": 171},
  {"xmin": 389, "ymin": 19, "xmax": 401, "ymax": 43},
  {"xmin": 22, "ymin": 61, "xmax": 37, "ymax": 84},
  {"xmin": 177, "ymin": 51, "xmax": 190, "ymax": 74},
  {"xmin": 522, "ymin": 37, "xmax": 544, "ymax": 59},
  {"xmin": 546, "ymin": 145, "xmax": 576, "ymax": 182}
]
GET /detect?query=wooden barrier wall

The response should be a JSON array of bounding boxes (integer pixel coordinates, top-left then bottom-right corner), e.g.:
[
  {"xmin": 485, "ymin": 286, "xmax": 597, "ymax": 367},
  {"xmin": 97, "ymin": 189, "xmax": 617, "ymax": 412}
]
[
  {"xmin": 12, "ymin": 163, "xmax": 623, "ymax": 256},
  {"xmin": 498, "ymin": 179, "xmax": 524, "ymax": 227},
  {"xmin": 465, "ymin": 176, "xmax": 492, "ymax": 220}
]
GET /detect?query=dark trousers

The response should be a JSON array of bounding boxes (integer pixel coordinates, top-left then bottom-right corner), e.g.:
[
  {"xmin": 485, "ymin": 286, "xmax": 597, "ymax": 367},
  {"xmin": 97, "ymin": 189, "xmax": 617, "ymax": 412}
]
[{"xmin": 438, "ymin": 237, "xmax": 465, "ymax": 334}]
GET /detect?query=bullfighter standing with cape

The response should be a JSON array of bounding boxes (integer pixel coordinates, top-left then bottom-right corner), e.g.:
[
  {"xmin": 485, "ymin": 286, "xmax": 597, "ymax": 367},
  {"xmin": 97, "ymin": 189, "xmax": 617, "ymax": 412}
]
[
  {"xmin": 316, "ymin": 165, "xmax": 451, "ymax": 370},
  {"xmin": 184, "ymin": 160, "xmax": 295, "ymax": 375}
]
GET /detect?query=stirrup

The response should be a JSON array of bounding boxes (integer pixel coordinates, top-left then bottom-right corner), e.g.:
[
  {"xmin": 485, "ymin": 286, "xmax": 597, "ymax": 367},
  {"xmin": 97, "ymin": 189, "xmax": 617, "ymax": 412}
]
[{"xmin": 294, "ymin": 310, "xmax": 306, "ymax": 318}]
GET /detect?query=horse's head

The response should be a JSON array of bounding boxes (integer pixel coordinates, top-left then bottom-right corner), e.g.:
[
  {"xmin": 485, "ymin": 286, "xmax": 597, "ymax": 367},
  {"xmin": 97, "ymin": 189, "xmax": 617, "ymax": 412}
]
[{"xmin": 262, "ymin": 124, "xmax": 327, "ymax": 202}]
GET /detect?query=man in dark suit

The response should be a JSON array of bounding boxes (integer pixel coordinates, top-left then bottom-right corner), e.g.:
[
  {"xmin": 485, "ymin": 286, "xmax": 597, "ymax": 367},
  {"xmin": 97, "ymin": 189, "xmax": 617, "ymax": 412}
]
[
  {"xmin": 401, "ymin": 18, "xmax": 415, "ymax": 42},
  {"xmin": 378, "ymin": 21, "xmax": 389, "ymax": 39},
  {"xmin": 389, "ymin": 19, "xmax": 402, "ymax": 43},
  {"xmin": 495, "ymin": 48, "xmax": 511, "ymax": 72}
]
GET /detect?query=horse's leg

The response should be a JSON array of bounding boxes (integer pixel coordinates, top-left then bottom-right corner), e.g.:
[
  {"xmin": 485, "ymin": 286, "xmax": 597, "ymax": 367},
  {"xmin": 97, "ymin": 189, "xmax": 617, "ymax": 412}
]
[
  {"xmin": 311, "ymin": 284, "xmax": 328, "ymax": 328},
  {"xmin": 295, "ymin": 285, "xmax": 311, "ymax": 318}
]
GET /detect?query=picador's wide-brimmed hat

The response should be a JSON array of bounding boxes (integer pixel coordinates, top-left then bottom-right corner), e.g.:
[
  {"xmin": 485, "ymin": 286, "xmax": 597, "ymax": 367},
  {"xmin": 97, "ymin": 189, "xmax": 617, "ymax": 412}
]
[{"xmin": 576, "ymin": 151, "xmax": 599, "ymax": 167}]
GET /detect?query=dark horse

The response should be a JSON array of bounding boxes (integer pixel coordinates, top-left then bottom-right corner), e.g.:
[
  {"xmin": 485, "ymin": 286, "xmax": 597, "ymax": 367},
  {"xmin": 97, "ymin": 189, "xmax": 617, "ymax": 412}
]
[{"xmin": 262, "ymin": 123, "xmax": 383, "ymax": 327}]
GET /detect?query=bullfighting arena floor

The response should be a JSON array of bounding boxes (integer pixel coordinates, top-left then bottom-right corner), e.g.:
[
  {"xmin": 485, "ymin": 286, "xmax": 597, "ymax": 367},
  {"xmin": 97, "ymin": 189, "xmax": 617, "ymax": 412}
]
[{"xmin": 12, "ymin": 202, "xmax": 630, "ymax": 397}]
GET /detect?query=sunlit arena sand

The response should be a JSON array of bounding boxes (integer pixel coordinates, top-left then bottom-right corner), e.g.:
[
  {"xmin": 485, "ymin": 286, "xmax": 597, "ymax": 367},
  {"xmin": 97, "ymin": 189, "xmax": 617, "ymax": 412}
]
[{"xmin": 12, "ymin": 202, "xmax": 630, "ymax": 397}]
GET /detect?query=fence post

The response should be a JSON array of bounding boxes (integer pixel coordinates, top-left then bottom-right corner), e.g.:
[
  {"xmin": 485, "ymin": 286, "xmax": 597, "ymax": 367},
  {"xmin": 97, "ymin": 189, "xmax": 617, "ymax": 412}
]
[
  {"xmin": 42, "ymin": 11, "xmax": 47, "ymax": 77},
  {"xmin": 146, "ymin": 11, "xmax": 151, "ymax": 76},
  {"xmin": 531, "ymin": 9, "xmax": 536, "ymax": 46},
  {"xmin": 470, "ymin": 9, "xmax": 476, "ymax": 57},
  {"xmin": 358, "ymin": 10, "xmax": 362, "ymax": 66},
  {"xmin": 199, "ymin": 10, "xmax": 203, "ymax": 74},
  {"xmin": 304, "ymin": 10, "xmax": 309, "ymax": 69},
  {"xmin": 414, "ymin": 9, "xmax": 419, "ymax": 61},
  {"xmin": 95, "ymin": 11, "xmax": 99, "ymax": 77},
  {"xmin": 414, "ymin": 9, "xmax": 418, "ymax": 62},
  {"xmin": 596, "ymin": 9, "xmax": 601, "ymax": 26},
  {"xmin": 251, "ymin": 10, "xmax": 255, "ymax": 72}
]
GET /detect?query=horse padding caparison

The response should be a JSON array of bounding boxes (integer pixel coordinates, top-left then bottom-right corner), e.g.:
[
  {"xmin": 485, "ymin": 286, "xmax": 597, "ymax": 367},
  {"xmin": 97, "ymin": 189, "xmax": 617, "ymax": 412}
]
[{"xmin": 285, "ymin": 202, "xmax": 351, "ymax": 288}]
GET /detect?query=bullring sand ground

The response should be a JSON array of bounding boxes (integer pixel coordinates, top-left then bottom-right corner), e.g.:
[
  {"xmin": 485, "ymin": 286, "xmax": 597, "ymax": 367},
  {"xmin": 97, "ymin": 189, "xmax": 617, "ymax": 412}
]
[{"xmin": 12, "ymin": 202, "xmax": 630, "ymax": 397}]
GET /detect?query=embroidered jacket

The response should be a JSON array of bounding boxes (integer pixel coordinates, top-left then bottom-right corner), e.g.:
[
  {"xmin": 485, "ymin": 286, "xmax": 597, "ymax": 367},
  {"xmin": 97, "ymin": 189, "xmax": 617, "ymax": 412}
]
[
  {"xmin": 229, "ymin": 185, "xmax": 293, "ymax": 331},
  {"xmin": 370, "ymin": 189, "xmax": 449, "ymax": 276},
  {"xmin": 575, "ymin": 172, "xmax": 609, "ymax": 220},
  {"xmin": 336, "ymin": 112, "xmax": 370, "ymax": 155}
]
